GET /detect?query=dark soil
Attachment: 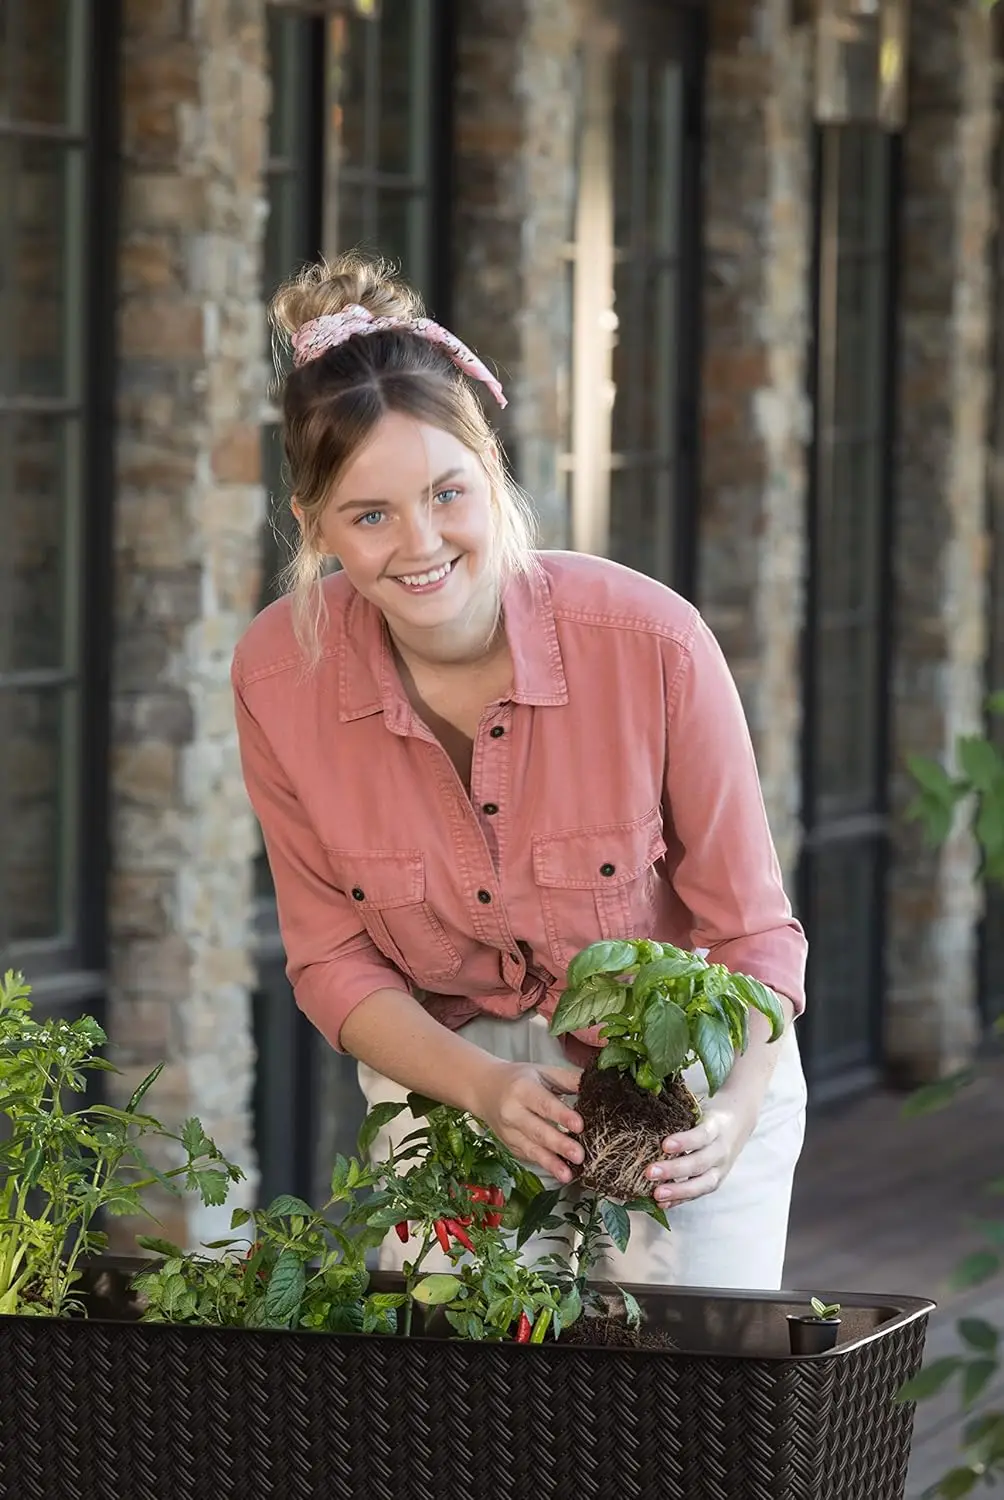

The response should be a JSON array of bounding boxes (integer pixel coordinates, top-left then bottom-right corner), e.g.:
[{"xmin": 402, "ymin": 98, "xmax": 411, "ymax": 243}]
[
  {"xmin": 561, "ymin": 1315, "xmax": 677, "ymax": 1350},
  {"xmin": 576, "ymin": 1060, "xmax": 701, "ymax": 1202}
]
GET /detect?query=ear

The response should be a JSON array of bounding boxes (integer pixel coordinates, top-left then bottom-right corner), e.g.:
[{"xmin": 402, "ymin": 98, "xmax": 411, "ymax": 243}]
[{"xmin": 290, "ymin": 497, "xmax": 306, "ymax": 533}]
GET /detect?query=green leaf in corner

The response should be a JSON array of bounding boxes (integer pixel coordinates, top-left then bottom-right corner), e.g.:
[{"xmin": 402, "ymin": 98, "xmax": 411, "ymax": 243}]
[
  {"xmin": 732, "ymin": 975, "xmax": 786, "ymax": 1042},
  {"xmin": 191, "ymin": 1167, "xmax": 230, "ymax": 1206},
  {"xmin": 632, "ymin": 952, "xmax": 706, "ymax": 1005},
  {"xmin": 137, "ymin": 1236, "xmax": 185, "ymax": 1260},
  {"xmin": 597, "ymin": 1041, "xmax": 635, "ymax": 1072},
  {"xmin": 265, "ymin": 1194, "xmax": 314, "ymax": 1220},
  {"xmin": 600, "ymin": 1200, "xmax": 631, "ymax": 1254},
  {"xmin": 957, "ymin": 1317, "xmax": 999, "ymax": 1355},
  {"xmin": 412, "ymin": 1274, "xmax": 460, "ymax": 1307},
  {"xmin": 565, "ymin": 941, "xmax": 640, "ymax": 990},
  {"xmin": 901, "ymin": 1071, "xmax": 975, "ymax": 1118},
  {"xmin": 263, "ymin": 1249, "xmax": 306, "ymax": 1325},
  {"xmin": 624, "ymin": 1198, "xmax": 670, "ymax": 1231},
  {"xmin": 230, "ymin": 1207, "xmax": 252, "ymax": 1230},
  {"xmin": 896, "ymin": 1356, "xmax": 961, "ymax": 1402},
  {"xmin": 641, "ymin": 999, "xmax": 690, "ymax": 1079},
  {"xmin": 960, "ymin": 1357, "xmax": 998, "ymax": 1410},
  {"xmin": 932, "ymin": 1467, "xmax": 980, "ymax": 1499},
  {"xmin": 181, "ymin": 1117, "xmax": 214, "ymax": 1158},
  {"xmin": 950, "ymin": 1250, "xmax": 1002, "ymax": 1292},
  {"xmin": 357, "ymin": 1100, "xmax": 408, "ymax": 1157},
  {"xmin": 692, "ymin": 1012, "xmax": 735, "ymax": 1095}
]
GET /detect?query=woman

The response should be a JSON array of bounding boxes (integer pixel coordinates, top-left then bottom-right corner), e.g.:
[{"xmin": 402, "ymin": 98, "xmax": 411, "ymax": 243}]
[{"xmin": 233, "ymin": 254, "xmax": 808, "ymax": 1290}]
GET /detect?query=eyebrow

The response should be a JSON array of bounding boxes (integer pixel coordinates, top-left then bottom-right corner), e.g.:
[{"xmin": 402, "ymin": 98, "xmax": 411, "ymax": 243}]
[{"xmin": 336, "ymin": 467, "xmax": 465, "ymax": 513}]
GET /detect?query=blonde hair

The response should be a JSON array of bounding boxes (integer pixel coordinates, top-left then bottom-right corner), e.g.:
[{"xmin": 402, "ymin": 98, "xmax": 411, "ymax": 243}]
[{"xmin": 268, "ymin": 253, "xmax": 538, "ymax": 662}]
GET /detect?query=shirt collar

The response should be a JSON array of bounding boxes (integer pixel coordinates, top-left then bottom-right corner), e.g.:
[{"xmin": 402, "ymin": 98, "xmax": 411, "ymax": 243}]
[{"xmin": 337, "ymin": 562, "xmax": 568, "ymax": 724}]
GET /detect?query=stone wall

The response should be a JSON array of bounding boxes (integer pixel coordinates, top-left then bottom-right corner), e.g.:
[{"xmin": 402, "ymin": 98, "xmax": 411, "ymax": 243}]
[
  {"xmin": 885, "ymin": 0, "xmax": 996, "ymax": 1082},
  {"xmin": 451, "ymin": 0, "xmax": 581, "ymax": 545},
  {"xmin": 108, "ymin": 0, "xmax": 270, "ymax": 1244},
  {"xmin": 698, "ymin": 0, "xmax": 813, "ymax": 880}
]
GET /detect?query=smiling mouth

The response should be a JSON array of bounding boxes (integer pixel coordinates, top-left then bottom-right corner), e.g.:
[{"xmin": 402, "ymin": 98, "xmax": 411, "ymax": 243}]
[{"xmin": 393, "ymin": 557, "xmax": 460, "ymax": 589}]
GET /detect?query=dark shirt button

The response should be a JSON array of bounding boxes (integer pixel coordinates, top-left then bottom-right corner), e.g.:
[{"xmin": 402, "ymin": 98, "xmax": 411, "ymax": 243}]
[
  {"xmin": 477, "ymin": 889, "xmax": 493, "ymax": 904},
  {"xmin": 489, "ymin": 725, "xmax": 505, "ymax": 739},
  {"xmin": 351, "ymin": 887, "xmax": 365, "ymax": 901},
  {"xmin": 482, "ymin": 802, "xmax": 499, "ymax": 815},
  {"xmin": 599, "ymin": 863, "xmax": 616, "ymax": 877}
]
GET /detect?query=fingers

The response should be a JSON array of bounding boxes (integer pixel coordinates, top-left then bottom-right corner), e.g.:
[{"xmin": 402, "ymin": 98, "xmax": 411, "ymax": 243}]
[
  {"xmin": 539, "ymin": 1066, "xmax": 584, "ymax": 1096},
  {"xmin": 661, "ymin": 1119, "xmax": 713, "ymax": 1155}
]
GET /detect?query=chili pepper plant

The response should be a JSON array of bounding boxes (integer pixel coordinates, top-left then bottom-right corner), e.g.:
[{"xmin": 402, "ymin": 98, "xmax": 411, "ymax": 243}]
[
  {"xmin": 550, "ymin": 939, "xmax": 787, "ymax": 1201},
  {"xmin": 0, "ymin": 969, "xmax": 242, "ymax": 1318}
]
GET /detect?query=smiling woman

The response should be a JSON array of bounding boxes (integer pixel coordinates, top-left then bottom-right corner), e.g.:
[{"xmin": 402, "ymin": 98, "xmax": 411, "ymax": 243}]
[{"xmin": 233, "ymin": 253, "xmax": 808, "ymax": 1293}]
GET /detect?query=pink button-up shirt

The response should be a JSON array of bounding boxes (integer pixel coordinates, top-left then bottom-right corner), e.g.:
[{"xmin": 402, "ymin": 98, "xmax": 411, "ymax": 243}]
[{"xmin": 232, "ymin": 552, "xmax": 806, "ymax": 1058}]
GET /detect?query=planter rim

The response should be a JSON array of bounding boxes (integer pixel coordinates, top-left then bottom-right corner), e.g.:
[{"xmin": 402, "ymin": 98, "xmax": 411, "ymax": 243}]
[{"xmin": 3, "ymin": 1258, "xmax": 936, "ymax": 1364}]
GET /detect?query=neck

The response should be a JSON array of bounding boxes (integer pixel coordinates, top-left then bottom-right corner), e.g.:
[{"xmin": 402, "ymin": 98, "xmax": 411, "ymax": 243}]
[{"xmin": 388, "ymin": 592, "xmax": 503, "ymax": 670}]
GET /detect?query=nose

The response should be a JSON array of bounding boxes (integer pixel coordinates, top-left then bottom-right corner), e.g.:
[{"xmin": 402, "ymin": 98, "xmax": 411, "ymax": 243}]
[{"xmin": 398, "ymin": 499, "xmax": 440, "ymax": 558}]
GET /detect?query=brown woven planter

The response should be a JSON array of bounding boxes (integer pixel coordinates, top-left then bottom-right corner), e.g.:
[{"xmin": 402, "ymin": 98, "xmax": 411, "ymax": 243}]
[{"xmin": 0, "ymin": 1260, "xmax": 933, "ymax": 1500}]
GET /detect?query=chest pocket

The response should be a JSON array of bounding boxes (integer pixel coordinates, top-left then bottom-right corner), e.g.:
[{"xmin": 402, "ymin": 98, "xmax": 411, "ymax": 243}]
[
  {"xmin": 531, "ymin": 807, "xmax": 668, "ymax": 980},
  {"xmin": 324, "ymin": 849, "xmax": 463, "ymax": 986}
]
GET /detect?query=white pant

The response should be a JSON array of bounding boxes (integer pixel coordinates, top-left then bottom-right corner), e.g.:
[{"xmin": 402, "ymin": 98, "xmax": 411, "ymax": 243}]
[{"xmin": 358, "ymin": 1013, "xmax": 807, "ymax": 1290}]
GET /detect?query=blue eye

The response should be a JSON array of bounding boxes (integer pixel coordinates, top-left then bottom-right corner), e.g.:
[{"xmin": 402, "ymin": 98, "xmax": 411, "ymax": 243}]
[
  {"xmin": 355, "ymin": 510, "xmax": 384, "ymax": 527},
  {"xmin": 435, "ymin": 488, "xmax": 462, "ymax": 505}
]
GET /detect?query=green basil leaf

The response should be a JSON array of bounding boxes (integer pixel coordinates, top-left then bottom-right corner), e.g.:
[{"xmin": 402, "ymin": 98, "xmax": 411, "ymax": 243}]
[
  {"xmin": 550, "ymin": 976, "xmax": 628, "ymax": 1036},
  {"xmin": 641, "ymin": 999, "xmax": 690, "ymax": 1079},
  {"xmin": 600, "ymin": 1199, "xmax": 631, "ymax": 1254},
  {"xmin": 632, "ymin": 953, "xmax": 705, "ymax": 1005},
  {"xmin": 732, "ymin": 974, "xmax": 786, "ymax": 1042},
  {"xmin": 597, "ymin": 1041, "xmax": 635, "ymax": 1071},
  {"xmin": 693, "ymin": 1012, "xmax": 735, "ymax": 1095},
  {"xmin": 565, "ymin": 941, "xmax": 640, "ymax": 989},
  {"xmin": 265, "ymin": 1194, "xmax": 314, "ymax": 1220}
]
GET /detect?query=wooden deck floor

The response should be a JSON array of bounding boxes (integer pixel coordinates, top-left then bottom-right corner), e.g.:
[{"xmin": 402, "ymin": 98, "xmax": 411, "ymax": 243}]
[{"xmin": 784, "ymin": 1058, "xmax": 1004, "ymax": 1497}]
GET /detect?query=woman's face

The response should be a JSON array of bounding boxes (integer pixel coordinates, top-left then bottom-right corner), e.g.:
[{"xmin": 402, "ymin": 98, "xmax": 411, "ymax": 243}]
[{"xmin": 307, "ymin": 411, "xmax": 495, "ymax": 643}]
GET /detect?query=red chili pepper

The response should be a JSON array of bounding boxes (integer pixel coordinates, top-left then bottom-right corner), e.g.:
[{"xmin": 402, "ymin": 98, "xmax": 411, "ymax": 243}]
[
  {"xmin": 515, "ymin": 1312, "xmax": 533, "ymax": 1343},
  {"xmin": 464, "ymin": 1184, "xmax": 491, "ymax": 1203},
  {"xmin": 485, "ymin": 1186, "xmax": 505, "ymax": 1228},
  {"xmin": 445, "ymin": 1219, "xmax": 475, "ymax": 1255},
  {"xmin": 394, "ymin": 1221, "xmax": 409, "ymax": 1244},
  {"xmin": 434, "ymin": 1219, "xmax": 451, "ymax": 1256}
]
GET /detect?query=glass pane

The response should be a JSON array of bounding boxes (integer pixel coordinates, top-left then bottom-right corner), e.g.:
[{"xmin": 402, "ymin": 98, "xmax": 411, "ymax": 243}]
[
  {"xmin": 649, "ymin": 62, "xmax": 682, "ymax": 256},
  {"xmin": 336, "ymin": 182, "xmax": 372, "ymax": 256},
  {"xmin": 13, "ymin": 141, "xmax": 85, "ymax": 399},
  {"xmin": 377, "ymin": 190, "xmax": 422, "ymax": 275},
  {"xmin": 5, "ymin": 687, "xmax": 71, "ymax": 943},
  {"xmin": 612, "ymin": 56, "xmax": 643, "ymax": 253},
  {"xmin": 806, "ymin": 841, "xmax": 879, "ymax": 1073},
  {"xmin": 834, "ymin": 248, "xmax": 886, "ymax": 434},
  {"xmin": 9, "ymin": 414, "xmax": 77, "ymax": 673},
  {"xmin": 1, "ymin": 0, "xmax": 78, "ymax": 128},
  {"xmin": 338, "ymin": 14, "xmax": 372, "ymax": 170},
  {"xmin": 820, "ymin": 437, "xmax": 881, "ymax": 615},
  {"xmin": 379, "ymin": 0, "xmax": 426, "ymax": 178},
  {"xmin": 814, "ymin": 620, "xmax": 879, "ymax": 805},
  {"xmin": 611, "ymin": 258, "xmax": 642, "ymax": 455}
]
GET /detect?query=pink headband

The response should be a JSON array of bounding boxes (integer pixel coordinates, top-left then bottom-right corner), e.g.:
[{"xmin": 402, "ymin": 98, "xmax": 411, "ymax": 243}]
[{"xmin": 290, "ymin": 303, "xmax": 508, "ymax": 410}]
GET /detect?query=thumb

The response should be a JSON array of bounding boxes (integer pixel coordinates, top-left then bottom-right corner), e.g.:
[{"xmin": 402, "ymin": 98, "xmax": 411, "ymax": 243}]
[{"xmin": 538, "ymin": 1065, "xmax": 583, "ymax": 1096}]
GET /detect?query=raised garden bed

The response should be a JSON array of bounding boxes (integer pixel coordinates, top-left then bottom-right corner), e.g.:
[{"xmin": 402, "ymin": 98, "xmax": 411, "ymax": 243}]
[{"xmin": 0, "ymin": 1260, "xmax": 933, "ymax": 1500}]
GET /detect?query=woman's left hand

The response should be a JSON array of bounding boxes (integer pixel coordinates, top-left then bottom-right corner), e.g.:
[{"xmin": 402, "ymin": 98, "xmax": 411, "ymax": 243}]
[{"xmin": 645, "ymin": 1097, "xmax": 757, "ymax": 1207}]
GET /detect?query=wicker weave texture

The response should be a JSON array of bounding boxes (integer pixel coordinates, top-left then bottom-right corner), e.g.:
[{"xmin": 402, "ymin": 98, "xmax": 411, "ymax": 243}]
[{"xmin": 0, "ymin": 1313, "xmax": 928, "ymax": 1500}]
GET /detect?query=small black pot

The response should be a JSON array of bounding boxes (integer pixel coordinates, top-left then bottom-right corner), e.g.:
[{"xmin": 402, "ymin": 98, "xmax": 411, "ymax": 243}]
[{"xmin": 787, "ymin": 1313, "xmax": 841, "ymax": 1356}]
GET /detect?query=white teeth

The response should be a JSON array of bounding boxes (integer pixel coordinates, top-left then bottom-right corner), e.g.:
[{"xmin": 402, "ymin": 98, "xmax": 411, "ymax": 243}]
[{"xmin": 398, "ymin": 561, "xmax": 453, "ymax": 587}]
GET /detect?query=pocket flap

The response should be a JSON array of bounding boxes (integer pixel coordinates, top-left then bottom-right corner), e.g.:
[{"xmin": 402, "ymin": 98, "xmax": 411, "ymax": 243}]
[
  {"xmin": 324, "ymin": 849, "xmax": 425, "ymax": 908},
  {"xmin": 531, "ymin": 808, "xmax": 667, "ymax": 889}
]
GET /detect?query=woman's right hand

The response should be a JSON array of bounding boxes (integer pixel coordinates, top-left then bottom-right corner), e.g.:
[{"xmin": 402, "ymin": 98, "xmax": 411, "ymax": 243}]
[{"xmin": 472, "ymin": 1059, "xmax": 585, "ymax": 1183}]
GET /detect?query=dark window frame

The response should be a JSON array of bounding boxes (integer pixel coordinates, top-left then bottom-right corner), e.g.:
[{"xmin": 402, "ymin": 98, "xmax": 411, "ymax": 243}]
[{"xmin": 0, "ymin": 0, "xmax": 119, "ymax": 1013}]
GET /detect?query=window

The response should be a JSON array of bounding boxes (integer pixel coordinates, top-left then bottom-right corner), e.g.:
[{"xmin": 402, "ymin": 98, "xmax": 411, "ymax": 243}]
[
  {"xmin": 0, "ymin": 0, "xmax": 115, "ymax": 1010},
  {"xmin": 799, "ymin": 126, "xmax": 896, "ymax": 1090},
  {"xmin": 253, "ymin": 0, "xmax": 451, "ymax": 1204},
  {"xmin": 565, "ymin": 4, "xmax": 703, "ymax": 596}
]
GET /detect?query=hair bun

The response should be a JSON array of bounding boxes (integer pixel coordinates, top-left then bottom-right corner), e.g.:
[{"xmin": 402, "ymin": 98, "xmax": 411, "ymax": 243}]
[{"xmin": 270, "ymin": 253, "xmax": 424, "ymax": 343}]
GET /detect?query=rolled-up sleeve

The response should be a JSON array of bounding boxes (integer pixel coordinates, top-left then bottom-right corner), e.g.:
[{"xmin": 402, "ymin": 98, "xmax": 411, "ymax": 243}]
[
  {"xmin": 663, "ymin": 615, "xmax": 807, "ymax": 1014},
  {"xmin": 232, "ymin": 662, "xmax": 410, "ymax": 1049}
]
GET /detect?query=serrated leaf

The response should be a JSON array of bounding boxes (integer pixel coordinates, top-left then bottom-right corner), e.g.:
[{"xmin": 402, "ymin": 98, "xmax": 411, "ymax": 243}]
[
  {"xmin": 897, "ymin": 1356, "xmax": 961, "ymax": 1401},
  {"xmin": 693, "ymin": 1011, "xmax": 735, "ymax": 1095},
  {"xmin": 565, "ymin": 940, "xmax": 640, "ymax": 989},
  {"xmin": 412, "ymin": 1274, "xmax": 460, "ymax": 1306},
  {"xmin": 957, "ymin": 1317, "xmax": 999, "ymax": 1355},
  {"xmin": 137, "ymin": 1236, "xmax": 185, "ymax": 1259},
  {"xmin": 263, "ymin": 1249, "xmax": 306, "ymax": 1324},
  {"xmin": 266, "ymin": 1194, "xmax": 314, "ymax": 1220},
  {"xmin": 191, "ymin": 1167, "xmax": 230, "ymax": 1206},
  {"xmin": 621, "ymin": 1288, "xmax": 642, "ymax": 1330},
  {"xmin": 642, "ymin": 999, "xmax": 690, "ymax": 1079},
  {"xmin": 181, "ymin": 1117, "xmax": 213, "ymax": 1158},
  {"xmin": 357, "ymin": 1100, "xmax": 407, "ymax": 1157},
  {"xmin": 600, "ymin": 1199, "xmax": 631, "ymax": 1254}
]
